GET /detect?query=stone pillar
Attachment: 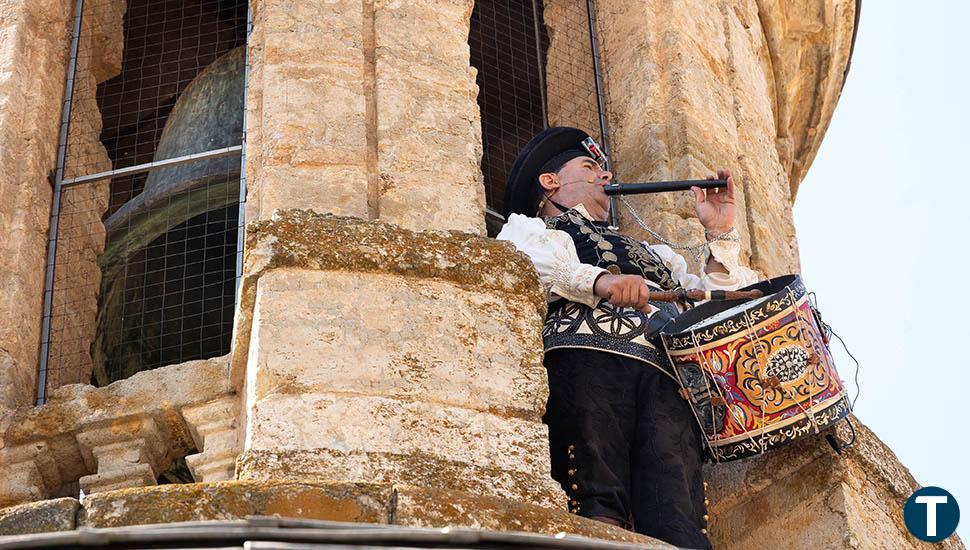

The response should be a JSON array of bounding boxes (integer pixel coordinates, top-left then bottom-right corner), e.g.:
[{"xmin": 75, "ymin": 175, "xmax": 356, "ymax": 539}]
[
  {"xmin": 235, "ymin": 210, "xmax": 561, "ymax": 509},
  {"xmin": 245, "ymin": 0, "xmax": 369, "ymax": 222},
  {"xmin": 0, "ymin": 0, "xmax": 75, "ymax": 409},
  {"xmin": 372, "ymin": 0, "xmax": 485, "ymax": 234},
  {"xmin": 47, "ymin": 0, "xmax": 126, "ymax": 390},
  {"xmin": 593, "ymin": 0, "xmax": 854, "ymax": 277},
  {"xmin": 245, "ymin": 0, "xmax": 484, "ymax": 234}
]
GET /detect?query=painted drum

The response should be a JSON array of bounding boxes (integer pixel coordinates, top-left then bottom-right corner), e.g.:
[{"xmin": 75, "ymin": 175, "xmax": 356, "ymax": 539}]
[{"xmin": 660, "ymin": 274, "xmax": 851, "ymax": 462}]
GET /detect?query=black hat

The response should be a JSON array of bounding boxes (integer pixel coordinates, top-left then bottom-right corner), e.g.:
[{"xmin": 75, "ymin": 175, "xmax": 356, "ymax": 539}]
[{"xmin": 503, "ymin": 127, "xmax": 593, "ymax": 219}]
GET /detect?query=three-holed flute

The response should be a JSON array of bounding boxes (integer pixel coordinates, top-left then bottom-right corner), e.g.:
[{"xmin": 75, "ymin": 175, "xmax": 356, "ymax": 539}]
[{"xmin": 603, "ymin": 179, "xmax": 728, "ymax": 196}]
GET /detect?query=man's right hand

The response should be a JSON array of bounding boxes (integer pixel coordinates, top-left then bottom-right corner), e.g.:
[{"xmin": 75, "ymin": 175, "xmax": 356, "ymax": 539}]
[{"xmin": 593, "ymin": 274, "xmax": 652, "ymax": 313}]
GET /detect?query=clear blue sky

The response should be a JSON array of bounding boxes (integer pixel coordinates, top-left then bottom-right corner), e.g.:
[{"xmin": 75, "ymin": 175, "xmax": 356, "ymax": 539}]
[{"xmin": 794, "ymin": 0, "xmax": 968, "ymax": 537}]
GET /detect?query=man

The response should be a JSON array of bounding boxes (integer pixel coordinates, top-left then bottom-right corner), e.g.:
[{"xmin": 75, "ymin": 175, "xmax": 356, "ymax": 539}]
[{"xmin": 498, "ymin": 127, "xmax": 758, "ymax": 549}]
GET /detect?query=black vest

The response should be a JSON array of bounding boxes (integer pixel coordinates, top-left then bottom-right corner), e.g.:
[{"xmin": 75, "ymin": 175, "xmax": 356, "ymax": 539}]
[{"xmin": 541, "ymin": 209, "xmax": 685, "ymax": 377}]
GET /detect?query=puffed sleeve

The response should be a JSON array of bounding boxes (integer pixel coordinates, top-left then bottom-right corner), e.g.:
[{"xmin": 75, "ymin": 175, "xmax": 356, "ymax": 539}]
[
  {"xmin": 648, "ymin": 240, "xmax": 759, "ymax": 291},
  {"xmin": 497, "ymin": 214, "xmax": 607, "ymax": 308}
]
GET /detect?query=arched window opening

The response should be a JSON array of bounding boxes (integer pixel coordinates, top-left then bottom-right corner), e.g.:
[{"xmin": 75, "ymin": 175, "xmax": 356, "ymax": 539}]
[
  {"xmin": 39, "ymin": 0, "xmax": 250, "ymax": 402},
  {"xmin": 468, "ymin": 0, "xmax": 611, "ymax": 235}
]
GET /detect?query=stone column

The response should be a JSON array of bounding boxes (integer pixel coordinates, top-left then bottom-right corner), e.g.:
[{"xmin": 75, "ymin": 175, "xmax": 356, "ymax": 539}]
[
  {"xmin": 245, "ymin": 0, "xmax": 370, "ymax": 222},
  {"xmin": 0, "ymin": 0, "xmax": 75, "ymax": 409},
  {"xmin": 245, "ymin": 0, "xmax": 484, "ymax": 234},
  {"xmin": 47, "ymin": 0, "xmax": 126, "ymax": 390},
  {"xmin": 234, "ymin": 210, "xmax": 562, "ymax": 510},
  {"xmin": 372, "ymin": 0, "xmax": 485, "ymax": 234}
]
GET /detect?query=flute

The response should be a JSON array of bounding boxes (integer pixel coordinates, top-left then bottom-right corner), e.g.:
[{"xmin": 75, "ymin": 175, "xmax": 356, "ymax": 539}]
[{"xmin": 604, "ymin": 179, "xmax": 728, "ymax": 196}]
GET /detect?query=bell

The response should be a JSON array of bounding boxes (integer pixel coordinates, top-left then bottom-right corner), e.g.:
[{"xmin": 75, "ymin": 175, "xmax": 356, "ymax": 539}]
[{"xmin": 94, "ymin": 47, "xmax": 245, "ymax": 385}]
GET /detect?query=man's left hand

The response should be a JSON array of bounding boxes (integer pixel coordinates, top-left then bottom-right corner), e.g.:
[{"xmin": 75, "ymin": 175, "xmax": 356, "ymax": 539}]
[{"xmin": 691, "ymin": 169, "xmax": 736, "ymax": 236}]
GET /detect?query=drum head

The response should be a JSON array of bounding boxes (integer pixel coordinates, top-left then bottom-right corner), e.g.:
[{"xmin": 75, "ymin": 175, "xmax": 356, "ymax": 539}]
[{"xmin": 662, "ymin": 274, "xmax": 802, "ymax": 336}]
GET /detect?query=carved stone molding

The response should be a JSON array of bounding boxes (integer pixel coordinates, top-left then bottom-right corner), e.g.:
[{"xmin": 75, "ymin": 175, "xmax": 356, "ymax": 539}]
[
  {"xmin": 76, "ymin": 416, "xmax": 166, "ymax": 494},
  {"xmin": 181, "ymin": 396, "xmax": 241, "ymax": 482}
]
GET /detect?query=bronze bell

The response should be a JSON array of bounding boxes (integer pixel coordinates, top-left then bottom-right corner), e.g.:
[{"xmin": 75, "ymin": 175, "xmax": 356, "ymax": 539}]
[{"xmin": 94, "ymin": 47, "xmax": 245, "ymax": 385}]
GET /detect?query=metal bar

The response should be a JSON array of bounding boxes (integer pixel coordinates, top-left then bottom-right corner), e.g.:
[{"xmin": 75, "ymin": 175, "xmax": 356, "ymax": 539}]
[
  {"xmin": 236, "ymin": 8, "xmax": 253, "ymax": 296},
  {"xmin": 584, "ymin": 0, "xmax": 618, "ymax": 227},
  {"xmin": 60, "ymin": 145, "xmax": 244, "ymax": 188},
  {"xmin": 530, "ymin": 0, "xmax": 548, "ymax": 128},
  {"xmin": 37, "ymin": 0, "xmax": 86, "ymax": 406},
  {"xmin": 485, "ymin": 205, "xmax": 505, "ymax": 223}
]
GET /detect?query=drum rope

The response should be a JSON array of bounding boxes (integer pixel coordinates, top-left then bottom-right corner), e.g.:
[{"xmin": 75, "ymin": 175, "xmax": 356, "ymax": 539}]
[
  {"xmin": 829, "ymin": 328, "xmax": 861, "ymax": 410},
  {"xmin": 786, "ymin": 288, "xmax": 823, "ymax": 434},
  {"xmin": 663, "ymin": 335, "xmax": 720, "ymax": 461},
  {"xmin": 741, "ymin": 309, "xmax": 774, "ymax": 454},
  {"xmin": 809, "ymin": 291, "xmax": 861, "ymax": 411},
  {"xmin": 744, "ymin": 292, "xmax": 821, "ymax": 436},
  {"xmin": 688, "ymin": 330, "xmax": 761, "ymax": 454}
]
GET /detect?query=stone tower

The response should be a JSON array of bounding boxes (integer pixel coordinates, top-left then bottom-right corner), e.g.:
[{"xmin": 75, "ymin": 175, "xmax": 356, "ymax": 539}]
[{"xmin": 0, "ymin": 0, "xmax": 961, "ymax": 548}]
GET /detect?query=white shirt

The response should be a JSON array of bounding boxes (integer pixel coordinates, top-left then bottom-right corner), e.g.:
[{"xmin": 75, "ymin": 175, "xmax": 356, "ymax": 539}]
[{"xmin": 497, "ymin": 206, "xmax": 759, "ymax": 309}]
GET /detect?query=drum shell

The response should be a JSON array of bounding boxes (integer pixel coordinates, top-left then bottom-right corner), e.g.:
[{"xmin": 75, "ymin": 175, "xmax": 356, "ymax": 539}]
[{"xmin": 661, "ymin": 275, "xmax": 850, "ymax": 462}]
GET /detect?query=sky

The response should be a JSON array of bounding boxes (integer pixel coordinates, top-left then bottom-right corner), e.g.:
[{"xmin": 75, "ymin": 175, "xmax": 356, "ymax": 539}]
[{"xmin": 794, "ymin": 0, "xmax": 969, "ymax": 537}]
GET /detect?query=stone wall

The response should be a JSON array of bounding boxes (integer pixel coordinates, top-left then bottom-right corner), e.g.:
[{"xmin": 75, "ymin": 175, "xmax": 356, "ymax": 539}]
[
  {"xmin": 46, "ymin": 0, "xmax": 126, "ymax": 390},
  {"xmin": 707, "ymin": 421, "xmax": 964, "ymax": 549},
  {"xmin": 245, "ymin": 0, "xmax": 485, "ymax": 234},
  {"xmin": 0, "ymin": 0, "xmax": 74, "ymax": 410},
  {"xmin": 595, "ymin": 0, "xmax": 855, "ymax": 277}
]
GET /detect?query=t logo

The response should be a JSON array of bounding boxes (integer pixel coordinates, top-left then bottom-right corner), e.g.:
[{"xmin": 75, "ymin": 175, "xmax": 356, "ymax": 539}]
[{"xmin": 904, "ymin": 487, "xmax": 960, "ymax": 542}]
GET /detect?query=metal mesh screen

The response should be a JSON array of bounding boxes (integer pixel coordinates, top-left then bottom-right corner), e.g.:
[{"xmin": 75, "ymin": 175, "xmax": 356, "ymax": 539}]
[
  {"xmin": 40, "ymin": 0, "xmax": 248, "ymax": 400},
  {"xmin": 469, "ymin": 0, "xmax": 609, "ymax": 233}
]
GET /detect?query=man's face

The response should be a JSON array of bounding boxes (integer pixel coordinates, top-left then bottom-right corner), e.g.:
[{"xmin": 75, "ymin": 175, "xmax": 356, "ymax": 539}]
[{"xmin": 543, "ymin": 155, "xmax": 613, "ymax": 216}]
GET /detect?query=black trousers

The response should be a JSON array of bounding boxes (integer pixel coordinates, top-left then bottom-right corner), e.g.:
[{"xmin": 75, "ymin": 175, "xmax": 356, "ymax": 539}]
[{"xmin": 544, "ymin": 348, "xmax": 712, "ymax": 550}]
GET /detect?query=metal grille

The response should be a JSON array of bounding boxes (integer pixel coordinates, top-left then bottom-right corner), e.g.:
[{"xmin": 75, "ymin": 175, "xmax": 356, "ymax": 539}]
[
  {"xmin": 469, "ymin": 0, "xmax": 610, "ymax": 233},
  {"xmin": 39, "ymin": 0, "xmax": 249, "ymax": 402}
]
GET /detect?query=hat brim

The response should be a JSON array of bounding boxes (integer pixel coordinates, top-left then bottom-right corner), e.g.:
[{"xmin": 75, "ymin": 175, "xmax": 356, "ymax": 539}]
[{"xmin": 503, "ymin": 127, "xmax": 591, "ymax": 219}]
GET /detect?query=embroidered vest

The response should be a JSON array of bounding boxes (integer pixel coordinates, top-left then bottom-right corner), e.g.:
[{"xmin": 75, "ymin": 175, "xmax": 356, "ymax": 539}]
[{"xmin": 542, "ymin": 209, "xmax": 684, "ymax": 377}]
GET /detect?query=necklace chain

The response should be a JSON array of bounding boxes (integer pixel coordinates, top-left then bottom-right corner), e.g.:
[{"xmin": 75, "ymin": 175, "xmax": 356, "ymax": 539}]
[{"xmin": 616, "ymin": 196, "xmax": 737, "ymax": 263}]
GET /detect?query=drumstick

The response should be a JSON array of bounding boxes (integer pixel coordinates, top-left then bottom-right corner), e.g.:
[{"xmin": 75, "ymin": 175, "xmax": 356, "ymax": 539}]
[{"xmin": 649, "ymin": 289, "xmax": 764, "ymax": 302}]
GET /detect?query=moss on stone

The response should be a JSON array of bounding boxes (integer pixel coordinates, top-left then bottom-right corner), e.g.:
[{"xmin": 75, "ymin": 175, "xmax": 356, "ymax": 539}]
[
  {"xmin": 79, "ymin": 480, "xmax": 395, "ymax": 528},
  {"xmin": 243, "ymin": 209, "xmax": 546, "ymax": 317}
]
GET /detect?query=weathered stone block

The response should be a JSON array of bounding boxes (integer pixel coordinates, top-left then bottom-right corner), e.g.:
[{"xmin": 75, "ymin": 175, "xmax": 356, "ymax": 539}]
[
  {"xmin": 78, "ymin": 481, "xmax": 394, "ymax": 528},
  {"xmin": 0, "ymin": 497, "xmax": 79, "ymax": 536},
  {"xmin": 393, "ymin": 486, "xmax": 672, "ymax": 548},
  {"xmin": 249, "ymin": 269, "xmax": 546, "ymax": 419}
]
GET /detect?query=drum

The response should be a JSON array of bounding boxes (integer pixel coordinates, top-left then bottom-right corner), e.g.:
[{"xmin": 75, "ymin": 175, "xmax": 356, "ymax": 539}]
[{"xmin": 660, "ymin": 274, "xmax": 851, "ymax": 462}]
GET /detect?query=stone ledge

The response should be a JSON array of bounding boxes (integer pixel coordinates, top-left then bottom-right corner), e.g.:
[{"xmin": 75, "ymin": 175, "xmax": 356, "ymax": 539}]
[
  {"xmin": 236, "ymin": 448, "xmax": 563, "ymax": 509},
  {"xmin": 243, "ymin": 209, "xmax": 543, "ymax": 310},
  {"xmin": 78, "ymin": 480, "xmax": 394, "ymax": 529},
  {"xmin": 39, "ymin": 480, "xmax": 669, "ymax": 547},
  {"xmin": 232, "ymin": 209, "xmax": 547, "ymax": 388},
  {"xmin": 0, "ymin": 497, "xmax": 79, "ymax": 535}
]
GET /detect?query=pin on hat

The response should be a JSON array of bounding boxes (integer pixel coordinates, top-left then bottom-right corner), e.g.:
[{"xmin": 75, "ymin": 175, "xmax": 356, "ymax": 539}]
[{"xmin": 503, "ymin": 127, "xmax": 607, "ymax": 219}]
